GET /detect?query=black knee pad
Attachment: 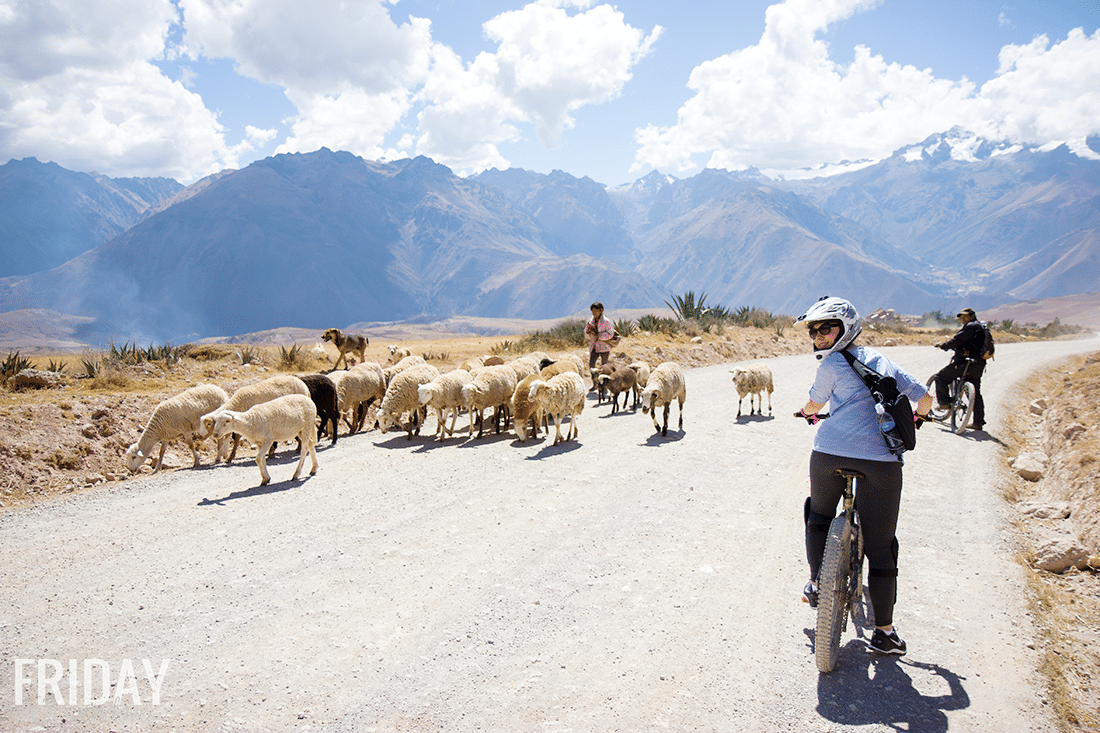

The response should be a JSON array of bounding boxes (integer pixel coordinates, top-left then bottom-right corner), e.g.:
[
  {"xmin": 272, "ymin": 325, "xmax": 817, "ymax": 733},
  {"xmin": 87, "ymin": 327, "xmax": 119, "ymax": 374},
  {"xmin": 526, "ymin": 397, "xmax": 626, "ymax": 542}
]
[
  {"xmin": 866, "ymin": 537, "xmax": 900, "ymax": 577},
  {"xmin": 804, "ymin": 497, "xmax": 833, "ymax": 530}
]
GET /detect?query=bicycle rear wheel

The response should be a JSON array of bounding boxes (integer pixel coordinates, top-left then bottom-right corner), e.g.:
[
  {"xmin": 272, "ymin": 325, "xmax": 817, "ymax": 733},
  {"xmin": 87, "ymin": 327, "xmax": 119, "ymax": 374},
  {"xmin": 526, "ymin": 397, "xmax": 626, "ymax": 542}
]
[
  {"xmin": 816, "ymin": 514, "xmax": 852, "ymax": 673},
  {"xmin": 953, "ymin": 381, "xmax": 975, "ymax": 435}
]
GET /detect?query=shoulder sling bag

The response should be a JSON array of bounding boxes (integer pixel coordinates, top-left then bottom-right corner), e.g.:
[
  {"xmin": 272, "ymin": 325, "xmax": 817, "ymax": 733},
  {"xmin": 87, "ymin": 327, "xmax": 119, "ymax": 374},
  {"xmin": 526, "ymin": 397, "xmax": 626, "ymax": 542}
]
[{"xmin": 839, "ymin": 350, "xmax": 916, "ymax": 456}]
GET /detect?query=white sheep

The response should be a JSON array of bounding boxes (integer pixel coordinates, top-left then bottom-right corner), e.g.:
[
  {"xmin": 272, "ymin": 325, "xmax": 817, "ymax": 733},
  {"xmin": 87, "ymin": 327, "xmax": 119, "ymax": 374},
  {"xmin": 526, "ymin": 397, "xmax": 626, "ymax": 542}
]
[
  {"xmin": 506, "ymin": 354, "xmax": 542, "ymax": 381},
  {"xmin": 729, "ymin": 364, "xmax": 774, "ymax": 417},
  {"xmin": 640, "ymin": 362, "xmax": 686, "ymax": 437},
  {"xmin": 382, "ymin": 354, "xmax": 427, "ymax": 385},
  {"xmin": 462, "ymin": 364, "xmax": 518, "ymax": 438},
  {"xmin": 418, "ymin": 369, "xmax": 474, "ymax": 441},
  {"xmin": 457, "ymin": 355, "xmax": 488, "ymax": 372},
  {"xmin": 528, "ymin": 372, "xmax": 587, "ymax": 445},
  {"xmin": 125, "ymin": 383, "xmax": 229, "ymax": 473},
  {"xmin": 512, "ymin": 373, "xmax": 548, "ymax": 442},
  {"xmin": 329, "ymin": 365, "xmax": 386, "ymax": 433},
  {"xmin": 200, "ymin": 374, "xmax": 310, "ymax": 462},
  {"xmin": 387, "ymin": 344, "xmax": 413, "ymax": 364},
  {"xmin": 211, "ymin": 394, "xmax": 319, "ymax": 486},
  {"xmin": 627, "ymin": 361, "xmax": 651, "ymax": 408},
  {"xmin": 378, "ymin": 363, "xmax": 441, "ymax": 438}
]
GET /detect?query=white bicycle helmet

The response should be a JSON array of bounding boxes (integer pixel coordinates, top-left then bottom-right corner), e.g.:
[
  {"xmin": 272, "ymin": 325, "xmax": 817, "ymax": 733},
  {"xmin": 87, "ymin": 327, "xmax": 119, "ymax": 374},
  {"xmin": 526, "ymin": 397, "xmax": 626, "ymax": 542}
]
[{"xmin": 796, "ymin": 296, "xmax": 862, "ymax": 360}]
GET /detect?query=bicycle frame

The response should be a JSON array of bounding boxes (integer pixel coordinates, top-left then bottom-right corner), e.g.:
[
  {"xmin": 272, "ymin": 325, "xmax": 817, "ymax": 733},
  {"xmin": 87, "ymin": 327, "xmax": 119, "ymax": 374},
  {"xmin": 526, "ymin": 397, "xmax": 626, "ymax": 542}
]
[{"xmin": 927, "ymin": 358, "xmax": 977, "ymax": 434}]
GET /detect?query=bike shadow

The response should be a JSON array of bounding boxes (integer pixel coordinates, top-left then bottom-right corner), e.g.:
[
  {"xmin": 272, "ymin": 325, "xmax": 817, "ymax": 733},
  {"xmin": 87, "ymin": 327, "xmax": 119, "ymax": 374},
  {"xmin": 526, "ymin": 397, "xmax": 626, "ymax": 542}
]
[{"xmin": 810, "ymin": 641, "xmax": 970, "ymax": 732}]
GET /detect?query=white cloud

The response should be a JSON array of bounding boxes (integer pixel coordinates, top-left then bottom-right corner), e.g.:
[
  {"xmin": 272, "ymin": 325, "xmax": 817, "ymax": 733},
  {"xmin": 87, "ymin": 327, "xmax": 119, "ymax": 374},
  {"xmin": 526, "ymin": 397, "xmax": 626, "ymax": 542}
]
[
  {"xmin": 478, "ymin": 0, "xmax": 661, "ymax": 148},
  {"xmin": 0, "ymin": 0, "xmax": 237, "ymax": 180},
  {"xmin": 631, "ymin": 0, "xmax": 1100, "ymax": 177},
  {"xmin": 178, "ymin": 0, "xmax": 433, "ymax": 96},
  {"xmin": 276, "ymin": 87, "xmax": 413, "ymax": 163}
]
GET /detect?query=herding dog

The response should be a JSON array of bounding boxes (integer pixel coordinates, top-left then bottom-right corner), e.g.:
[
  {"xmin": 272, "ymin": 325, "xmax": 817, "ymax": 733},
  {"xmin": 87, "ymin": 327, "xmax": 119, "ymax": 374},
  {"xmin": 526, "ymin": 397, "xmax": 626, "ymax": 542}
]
[{"xmin": 322, "ymin": 328, "xmax": 368, "ymax": 370}]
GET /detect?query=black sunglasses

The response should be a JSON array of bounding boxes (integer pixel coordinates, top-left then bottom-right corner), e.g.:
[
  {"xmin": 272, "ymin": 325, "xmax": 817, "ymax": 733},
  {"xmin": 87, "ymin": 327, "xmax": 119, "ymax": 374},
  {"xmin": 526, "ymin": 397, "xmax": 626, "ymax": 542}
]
[{"xmin": 807, "ymin": 322, "xmax": 839, "ymax": 337}]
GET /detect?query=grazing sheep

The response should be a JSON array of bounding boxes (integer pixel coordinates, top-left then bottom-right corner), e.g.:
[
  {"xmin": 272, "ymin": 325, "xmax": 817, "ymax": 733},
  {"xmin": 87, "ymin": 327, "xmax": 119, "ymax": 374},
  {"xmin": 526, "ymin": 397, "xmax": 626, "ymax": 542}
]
[
  {"xmin": 482, "ymin": 355, "xmax": 506, "ymax": 367},
  {"xmin": 211, "ymin": 394, "xmax": 318, "ymax": 486},
  {"xmin": 462, "ymin": 364, "xmax": 519, "ymax": 438},
  {"xmin": 387, "ymin": 345, "xmax": 413, "ymax": 364},
  {"xmin": 329, "ymin": 365, "xmax": 386, "ymax": 433},
  {"xmin": 512, "ymin": 373, "xmax": 548, "ymax": 442},
  {"xmin": 528, "ymin": 372, "xmax": 587, "ymax": 445},
  {"xmin": 378, "ymin": 363, "xmax": 441, "ymax": 439},
  {"xmin": 627, "ymin": 361, "xmax": 651, "ymax": 409},
  {"xmin": 125, "ymin": 383, "xmax": 229, "ymax": 473},
  {"xmin": 418, "ymin": 369, "xmax": 474, "ymax": 441},
  {"xmin": 299, "ymin": 373, "xmax": 339, "ymax": 446},
  {"xmin": 382, "ymin": 354, "xmax": 427, "ymax": 385},
  {"xmin": 729, "ymin": 364, "xmax": 774, "ymax": 417},
  {"xmin": 640, "ymin": 362, "xmax": 686, "ymax": 437},
  {"xmin": 598, "ymin": 366, "xmax": 639, "ymax": 413},
  {"xmin": 322, "ymin": 328, "xmax": 368, "ymax": 370},
  {"xmin": 200, "ymin": 375, "xmax": 310, "ymax": 463},
  {"xmin": 554, "ymin": 353, "xmax": 586, "ymax": 374}
]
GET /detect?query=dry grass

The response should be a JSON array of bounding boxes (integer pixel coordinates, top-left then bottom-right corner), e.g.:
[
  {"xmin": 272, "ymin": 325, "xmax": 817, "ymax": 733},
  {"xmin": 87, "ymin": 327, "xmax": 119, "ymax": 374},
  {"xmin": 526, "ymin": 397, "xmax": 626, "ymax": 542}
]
[{"xmin": 1002, "ymin": 351, "xmax": 1100, "ymax": 732}]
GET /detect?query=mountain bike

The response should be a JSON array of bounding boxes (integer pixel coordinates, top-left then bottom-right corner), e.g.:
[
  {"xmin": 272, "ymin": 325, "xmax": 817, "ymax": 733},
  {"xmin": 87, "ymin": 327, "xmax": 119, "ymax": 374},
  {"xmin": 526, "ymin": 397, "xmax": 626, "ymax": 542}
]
[
  {"xmin": 926, "ymin": 358, "xmax": 977, "ymax": 434},
  {"xmin": 815, "ymin": 467, "xmax": 867, "ymax": 673}
]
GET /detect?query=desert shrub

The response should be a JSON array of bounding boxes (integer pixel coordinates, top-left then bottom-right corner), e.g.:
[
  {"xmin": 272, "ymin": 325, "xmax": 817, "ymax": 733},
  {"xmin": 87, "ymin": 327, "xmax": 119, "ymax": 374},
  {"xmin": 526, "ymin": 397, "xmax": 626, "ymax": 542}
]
[
  {"xmin": 236, "ymin": 345, "xmax": 259, "ymax": 365},
  {"xmin": 45, "ymin": 443, "xmax": 91, "ymax": 470},
  {"xmin": 180, "ymin": 344, "xmax": 239, "ymax": 361},
  {"xmin": 45, "ymin": 359, "xmax": 67, "ymax": 374},
  {"xmin": 2, "ymin": 351, "xmax": 32, "ymax": 383},
  {"xmin": 637, "ymin": 314, "xmax": 680, "ymax": 334},
  {"xmin": 277, "ymin": 344, "xmax": 306, "ymax": 370},
  {"xmin": 613, "ymin": 318, "xmax": 637, "ymax": 337}
]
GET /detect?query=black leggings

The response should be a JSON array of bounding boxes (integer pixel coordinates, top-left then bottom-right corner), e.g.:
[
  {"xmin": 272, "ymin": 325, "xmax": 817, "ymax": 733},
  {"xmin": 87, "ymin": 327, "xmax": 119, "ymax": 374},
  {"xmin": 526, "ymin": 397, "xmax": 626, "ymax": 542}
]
[{"xmin": 805, "ymin": 451, "xmax": 902, "ymax": 627}]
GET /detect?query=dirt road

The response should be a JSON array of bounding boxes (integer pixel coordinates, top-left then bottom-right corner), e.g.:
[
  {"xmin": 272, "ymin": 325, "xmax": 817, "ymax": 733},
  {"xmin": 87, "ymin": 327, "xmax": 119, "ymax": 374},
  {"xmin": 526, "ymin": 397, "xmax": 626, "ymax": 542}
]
[{"xmin": 2, "ymin": 339, "xmax": 1097, "ymax": 732}]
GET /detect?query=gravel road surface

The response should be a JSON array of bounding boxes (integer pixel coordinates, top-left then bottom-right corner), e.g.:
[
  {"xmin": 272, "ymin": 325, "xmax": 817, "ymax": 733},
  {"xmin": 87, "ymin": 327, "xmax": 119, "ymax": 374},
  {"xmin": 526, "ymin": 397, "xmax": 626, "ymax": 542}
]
[{"xmin": 2, "ymin": 339, "xmax": 1097, "ymax": 732}]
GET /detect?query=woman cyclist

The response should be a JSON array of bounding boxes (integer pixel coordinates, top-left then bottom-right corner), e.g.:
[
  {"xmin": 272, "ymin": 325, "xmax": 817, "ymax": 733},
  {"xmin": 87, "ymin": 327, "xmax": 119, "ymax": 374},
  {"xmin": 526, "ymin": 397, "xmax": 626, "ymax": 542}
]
[{"xmin": 796, "ymin": 297, "xmax": 933, "ymax": 655}]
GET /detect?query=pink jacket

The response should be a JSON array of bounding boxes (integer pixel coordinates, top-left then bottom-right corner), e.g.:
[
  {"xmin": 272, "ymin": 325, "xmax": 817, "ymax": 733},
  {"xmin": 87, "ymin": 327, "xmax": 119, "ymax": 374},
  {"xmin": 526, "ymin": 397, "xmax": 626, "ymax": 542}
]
[{"xmin": 585, "ymin": 315, "xmax": 614, "ymax": 353}]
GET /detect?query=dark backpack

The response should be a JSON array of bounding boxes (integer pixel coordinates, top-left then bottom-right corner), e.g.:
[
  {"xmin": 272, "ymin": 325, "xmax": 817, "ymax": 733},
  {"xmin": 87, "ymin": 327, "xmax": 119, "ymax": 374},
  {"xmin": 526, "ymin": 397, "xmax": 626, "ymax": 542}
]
[{"xmin": 979, "ymin": 321, "xmax": 995, "ymax": 360}]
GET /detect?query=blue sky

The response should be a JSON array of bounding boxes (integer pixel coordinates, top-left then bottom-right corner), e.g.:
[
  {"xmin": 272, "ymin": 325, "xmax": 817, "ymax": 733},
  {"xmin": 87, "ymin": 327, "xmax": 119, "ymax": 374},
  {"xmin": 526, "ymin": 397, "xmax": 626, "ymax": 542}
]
[{"xmin": 2, "ymin": 0, "xmax": 1098, "ymax": 186}]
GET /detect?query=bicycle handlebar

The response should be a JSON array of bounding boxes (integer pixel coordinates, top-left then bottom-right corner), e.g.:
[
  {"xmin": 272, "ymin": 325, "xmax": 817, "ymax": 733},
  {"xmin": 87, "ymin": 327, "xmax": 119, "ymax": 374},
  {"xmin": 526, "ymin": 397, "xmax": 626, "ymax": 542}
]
[{"xmin": 793, "ymin": 410, "xmax": 829, "ymax": 425}]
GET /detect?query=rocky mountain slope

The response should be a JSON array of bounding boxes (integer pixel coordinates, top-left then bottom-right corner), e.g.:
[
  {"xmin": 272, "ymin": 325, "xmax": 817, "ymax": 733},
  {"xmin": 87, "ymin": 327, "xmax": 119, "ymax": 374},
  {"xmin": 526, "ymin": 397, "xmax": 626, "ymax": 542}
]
[
  {"xmin": 1, "ymin": 129, "xmax": 1097, "ymax": 345},
  {"xmin": 0, "ymin": 157, "xmax": 182, "ymax": 277}
]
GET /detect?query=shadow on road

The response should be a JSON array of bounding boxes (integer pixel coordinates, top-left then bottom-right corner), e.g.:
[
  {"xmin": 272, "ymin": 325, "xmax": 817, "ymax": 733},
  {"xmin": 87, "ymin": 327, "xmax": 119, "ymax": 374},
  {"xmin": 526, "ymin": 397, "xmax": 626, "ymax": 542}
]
[
  {"xmin": 814, "ymin": 651, "xmax": 970, "ymax": 732},
  {"xmin": 197, "ymin": 479, "xmax": 303, "ymax": 506}
]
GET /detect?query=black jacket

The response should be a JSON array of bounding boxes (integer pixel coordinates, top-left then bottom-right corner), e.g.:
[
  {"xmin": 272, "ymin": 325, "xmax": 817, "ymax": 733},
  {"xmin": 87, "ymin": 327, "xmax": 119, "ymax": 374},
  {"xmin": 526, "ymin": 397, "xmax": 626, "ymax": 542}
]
[{"xmin": 940, "ymin": 320, "xmax": 985, "ymax": 362}]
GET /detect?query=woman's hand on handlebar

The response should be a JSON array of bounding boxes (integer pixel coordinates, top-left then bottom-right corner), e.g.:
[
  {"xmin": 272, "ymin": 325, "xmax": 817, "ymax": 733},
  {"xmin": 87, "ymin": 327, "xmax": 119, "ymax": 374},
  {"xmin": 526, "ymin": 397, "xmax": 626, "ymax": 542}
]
[{"xmin": 794, "ymin": 409, "xmax": 827, "ymax": 425}]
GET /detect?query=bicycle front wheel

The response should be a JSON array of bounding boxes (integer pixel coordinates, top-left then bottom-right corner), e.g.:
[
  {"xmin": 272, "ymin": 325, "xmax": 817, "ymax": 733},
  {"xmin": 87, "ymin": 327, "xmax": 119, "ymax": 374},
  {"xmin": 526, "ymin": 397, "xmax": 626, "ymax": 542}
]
[
  {"xmin": 816, "ymin": 514, "xmax": 852, "ymax": 673},
  {"xmin": 953, "ymin": 381, "xmax": 975, "ymax": 435},
  {"xmin": 925, "ymin": 376, "xmax": 948, "ymax": 422}
]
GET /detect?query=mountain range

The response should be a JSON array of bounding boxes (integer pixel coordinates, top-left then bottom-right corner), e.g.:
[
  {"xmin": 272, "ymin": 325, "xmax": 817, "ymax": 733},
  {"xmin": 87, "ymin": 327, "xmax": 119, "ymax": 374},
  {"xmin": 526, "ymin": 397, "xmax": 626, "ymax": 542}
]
[{"xmin": 0, "ymin": 128, "xmax": 1097, "ymax": 344}]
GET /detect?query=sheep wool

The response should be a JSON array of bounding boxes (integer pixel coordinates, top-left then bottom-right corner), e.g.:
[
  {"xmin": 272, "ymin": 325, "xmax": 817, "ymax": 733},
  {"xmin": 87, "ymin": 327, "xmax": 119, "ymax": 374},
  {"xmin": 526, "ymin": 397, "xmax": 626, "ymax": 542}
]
[
  {"xmin": 211, "ymin": 394, "xmax": 319, "ymax": 486},
  {"xmin": 640, "ymin": 362, "xmax": 686, "ymax": 437},
  {"xmin": 125, "ymin": 383, "xmax": 229, "ymax": 473},
  {"xmin": 598, "ymin": 366, "xmax": 639, "ymax": 414},
  {"xmin": 729, "ymin": 364, "xmax": 774, "ymax": 417},
  {"xmin": 378, "ymin": 363, "xmax": 441, "ymax": 438},
  {"xmin": 330, "ymin": 366, "xmax": 386, "ymax": 433},
  {"xmin": 511, "ymin": 373, "xmax": 547, "ymax": 442},
  {"xmin": 200, "ymin": 374, "xmax": 310, "ymax": 463},
  {"xmin": 462, "ymin": 364, "xmax": 519, "ymax": 438},
  {"xmin": 528, "ymin": 372, "xmax": 587, "ymax": 445},
  {"xmin": 418, "ymin": 369, "xmax": 474, "ymax": 442}
]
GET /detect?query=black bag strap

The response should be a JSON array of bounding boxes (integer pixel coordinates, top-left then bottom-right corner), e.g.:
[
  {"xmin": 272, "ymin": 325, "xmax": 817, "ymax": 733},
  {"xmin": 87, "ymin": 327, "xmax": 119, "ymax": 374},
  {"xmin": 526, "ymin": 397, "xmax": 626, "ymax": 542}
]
[{"xmin": 839, "ymin": 349, "xmax": 880, "ymax": 391}]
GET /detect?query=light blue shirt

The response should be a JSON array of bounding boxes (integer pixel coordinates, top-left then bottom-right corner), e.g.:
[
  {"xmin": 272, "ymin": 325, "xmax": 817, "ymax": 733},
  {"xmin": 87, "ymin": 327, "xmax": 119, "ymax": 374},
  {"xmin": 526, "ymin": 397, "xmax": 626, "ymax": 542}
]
[{"xmin": 808, "ymin": 346, "xmax": 929, "ymax": 462}]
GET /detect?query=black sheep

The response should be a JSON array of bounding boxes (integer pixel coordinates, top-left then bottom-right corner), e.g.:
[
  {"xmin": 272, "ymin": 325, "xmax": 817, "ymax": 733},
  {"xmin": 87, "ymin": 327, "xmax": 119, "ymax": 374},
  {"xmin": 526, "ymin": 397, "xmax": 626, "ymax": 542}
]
[{"xmin": 300, "ymin": 373, "xmax": 339, "ymax": 445}]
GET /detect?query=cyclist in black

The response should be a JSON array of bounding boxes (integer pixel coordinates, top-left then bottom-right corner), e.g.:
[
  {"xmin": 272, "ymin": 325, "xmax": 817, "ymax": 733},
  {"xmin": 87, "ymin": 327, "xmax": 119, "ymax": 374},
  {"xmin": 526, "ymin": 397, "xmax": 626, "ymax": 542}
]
[{"xmin": 931, "ymin": 307, "xmax": 986, "ymax": 431}]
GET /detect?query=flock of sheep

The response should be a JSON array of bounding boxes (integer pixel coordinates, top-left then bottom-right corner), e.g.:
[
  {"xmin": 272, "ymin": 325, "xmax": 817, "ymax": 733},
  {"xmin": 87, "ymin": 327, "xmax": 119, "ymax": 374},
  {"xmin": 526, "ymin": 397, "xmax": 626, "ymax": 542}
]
[{"xmin": 124, "ymin": 328, "xmax": 775, "ymax": 486}]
